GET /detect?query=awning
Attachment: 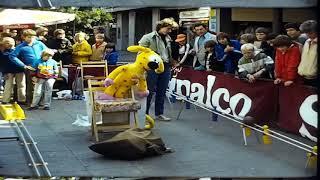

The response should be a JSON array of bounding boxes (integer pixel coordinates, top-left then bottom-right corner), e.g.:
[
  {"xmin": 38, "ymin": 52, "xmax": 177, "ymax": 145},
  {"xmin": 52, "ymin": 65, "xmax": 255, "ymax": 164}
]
[
  {"xmin": 0, "ymin": 9, "xmax": 75, "ymax": 26},
  {"xmin": 0, "ymin": 0, "xmax": 317, "ymax": 8}
]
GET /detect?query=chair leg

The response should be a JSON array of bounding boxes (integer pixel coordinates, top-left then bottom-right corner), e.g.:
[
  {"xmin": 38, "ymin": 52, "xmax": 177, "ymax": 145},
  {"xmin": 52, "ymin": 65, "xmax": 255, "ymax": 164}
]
[{"xmin": 92, "ymin": 112, "xmax": 99, "ymax": 142}]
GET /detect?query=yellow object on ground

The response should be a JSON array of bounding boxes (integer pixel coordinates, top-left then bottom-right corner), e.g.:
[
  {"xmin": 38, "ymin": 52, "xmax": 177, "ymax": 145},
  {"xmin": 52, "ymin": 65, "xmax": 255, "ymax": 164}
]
[
  {"xmin": 306, "ymin": 146, "xmax": 317, "ymax": 168},
  {"xmin": 262, "ymin": 125, "xmax": 272, "ymax": 145},
  {"xmin": 0, "ymin": 102, "xmax": 26, "ymax": 121},
  {"xmin": 145, "ymin": 115, "xmax": 155, "ymax": 129}
]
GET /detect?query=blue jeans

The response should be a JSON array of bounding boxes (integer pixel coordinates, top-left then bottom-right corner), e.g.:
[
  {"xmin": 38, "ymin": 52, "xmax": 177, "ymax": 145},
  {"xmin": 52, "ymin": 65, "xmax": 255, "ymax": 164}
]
[{"xmin": 146, "ymin": 64, "xmax": 171, "ymax": 116}]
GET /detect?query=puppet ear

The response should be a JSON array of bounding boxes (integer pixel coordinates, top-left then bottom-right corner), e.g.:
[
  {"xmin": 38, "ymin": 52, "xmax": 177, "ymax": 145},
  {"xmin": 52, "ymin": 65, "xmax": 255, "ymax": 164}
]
[{"xmin": 127, "ymin": 45, "xmax": 151, "ymax": 53}]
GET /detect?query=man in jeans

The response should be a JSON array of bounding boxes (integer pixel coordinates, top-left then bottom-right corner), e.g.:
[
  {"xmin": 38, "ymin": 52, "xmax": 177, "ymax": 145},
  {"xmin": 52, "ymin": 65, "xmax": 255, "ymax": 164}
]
[
  {"xmin": 9, "ymin": 29, "xmax": 47, "ymax": 105},
  {"xmin": 139, "ymin": 18, "xmax": 178, "ymax": 121}
]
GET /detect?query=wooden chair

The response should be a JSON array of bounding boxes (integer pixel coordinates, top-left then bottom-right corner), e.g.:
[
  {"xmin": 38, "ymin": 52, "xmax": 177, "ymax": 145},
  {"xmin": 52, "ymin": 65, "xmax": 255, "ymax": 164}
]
[
  {"xmin": 80, "ymin": 61, "xmax": 108, "ymax": 91},
  {"xmin": 52, "ymin": 61, "xmax": 67, "ymax": 93},
  {"xmin": 88, "ymin": 79, "xmax": 140, "ymax": 142}
]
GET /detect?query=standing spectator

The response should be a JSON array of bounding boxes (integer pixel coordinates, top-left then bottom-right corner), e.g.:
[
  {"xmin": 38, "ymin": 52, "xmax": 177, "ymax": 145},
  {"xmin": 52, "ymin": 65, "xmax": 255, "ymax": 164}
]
[
  {"xmin": 174, "ymin": 34, "xmax": 193, "ymax": 67},
  {"xmin": 273, "ymin": 35, "xmax": 301, "ymax": 86},
  {"xmin": 215, "ymin": 32, "xmax": 242, "ymax": 74},
  {"xmin": 0, "ymin": 37, "xmax": 26, "ymax": 104},
  {"xmin": 190, "ymin": 23, "xmax": 217, "ymax": 69},
  {"xmin": 10, "ymin": 29, "xmax": 18, "ymax": 39},
  {"xmin": 90, "ymin": 33, "xmax": 107, "ymax": 61},
  {"xmin": 240, "ymin": 33, "xmax": 255, "ymax": 45},
  {"xmin": 284, "ymin": 22, "xmax": 308, "ymax": 46},
  {"xmin": 47, "ymin": 29, "xmax": 73, "ymax": 65},
  {"xmin": 72, "ymin": 32, "xmax": 92, "ymax": 64},
  {"xmin": 9, "ymin": 29, "xmax": 47, "ymax": 104},
  {"xmin": 254, "ymin": 27, "xmax": 269, "ymax": 49},
  {"xmin": 28, "ymin": 49, "xmax": 58, "ymax": 110},
  {"xmin": 203, "ymin": 40, "xmax": 222, "ymax": 72},
  {"xmin": 238, "ymin": 43, "xmax": 274, "ymax": 83},
  {"xmin": 138, "ymin": 17, "xmax": 178, "ymax": 121},
  {"xmin": 103, "ymin": 43, "xmax": 118, "ymax": 65},
  {"xmin": 298, "ymin": 20, "xmax": 317, "ymax": 87},
  {"xmin": 36, "ymin": 27, "xmax": 49, "ymax": 45}
]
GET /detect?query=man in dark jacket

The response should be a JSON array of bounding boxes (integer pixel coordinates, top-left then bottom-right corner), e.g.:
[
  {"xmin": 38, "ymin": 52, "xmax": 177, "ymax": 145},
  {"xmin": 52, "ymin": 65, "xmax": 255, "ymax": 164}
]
[{"xmin": 47, "ymin": 29, "xmax": 73, "ymax": 65}]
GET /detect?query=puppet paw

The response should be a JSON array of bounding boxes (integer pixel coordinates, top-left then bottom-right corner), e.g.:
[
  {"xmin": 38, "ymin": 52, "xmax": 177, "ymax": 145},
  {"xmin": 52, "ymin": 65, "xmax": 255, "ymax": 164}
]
[
  {"xmin": 95, "ymin": 91, "xmax": 115, "ymax": 100},
  {"xmin": 137, "ymin": 90, "xmax": 149, "ymax": 98},
  {"xmin": 104, "ymin": 78, "xmax": 114, "ymax": 87}
]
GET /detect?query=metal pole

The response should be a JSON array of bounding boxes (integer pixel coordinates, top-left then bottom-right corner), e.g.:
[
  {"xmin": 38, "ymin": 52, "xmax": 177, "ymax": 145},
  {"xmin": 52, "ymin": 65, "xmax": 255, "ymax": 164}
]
[
  {"xmin": 20, "ymin": 122, "xmax": 52, "ymax": 177},
  {"xmin": 13, "ymin": 121, "xmax": 41, "ymax": 177},
  {"xmin": 242, "ymin": 127, "xmax": 247, "ymax": 146},
  {"xmin": 167, "ymin": 91, "xmax": 317, "ymax": 155}
]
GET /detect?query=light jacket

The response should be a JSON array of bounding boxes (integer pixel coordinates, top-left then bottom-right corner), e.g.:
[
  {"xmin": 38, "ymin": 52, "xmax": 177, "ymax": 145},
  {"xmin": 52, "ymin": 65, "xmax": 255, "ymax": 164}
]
[
  {"xmin": 138, "ymin": 31, "xmax": 172, "ymax": 63},
  {"xmin": 72, "ymin": 40, "xmax": 92, "ymax": 64},
  {"xmin": 90, "ymin": 42, "xmax": 107, "ymax": 61},
  {"xmin": 35, "ymin": 58, "xmax": 59, "ymax": 79},
  {"xmin": 193, "ymin": 32, "xmax": 217, "ymax": 66},
  {"xmin": 298, "ymin": 38, "xmax": 317, "ymax": 79}
]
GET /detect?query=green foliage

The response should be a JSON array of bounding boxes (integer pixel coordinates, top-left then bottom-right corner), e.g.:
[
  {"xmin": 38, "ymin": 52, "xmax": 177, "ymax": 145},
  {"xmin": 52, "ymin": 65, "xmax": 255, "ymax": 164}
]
[{"xmin": 36, "ymin": 7, "xmax": 114, "ymax": 35}]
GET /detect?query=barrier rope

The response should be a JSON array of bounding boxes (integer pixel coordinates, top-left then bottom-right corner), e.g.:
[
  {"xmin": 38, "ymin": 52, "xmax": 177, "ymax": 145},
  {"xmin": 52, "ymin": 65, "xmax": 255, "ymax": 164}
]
[{"xmin": 166, "ymin": 91, "xmax": 317, "ymax": 156}]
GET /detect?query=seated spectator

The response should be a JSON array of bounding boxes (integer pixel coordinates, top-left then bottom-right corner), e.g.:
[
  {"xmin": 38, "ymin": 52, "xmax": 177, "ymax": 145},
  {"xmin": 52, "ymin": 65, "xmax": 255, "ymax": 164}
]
[
  {"xmin": 238, "ymin": 43, "xmax": 274, "ymax": 83},
  {"xmin": 72, "ymin": 32, "xmax": 92, "ymax": 64},
  {"xmin": 90, "ymin": 33, "xmax": 107, "ymax": 61},
  {"xmin": 103, "ymin": 43, "xmax": 118, "ymax": 65},
  {"xmin": 273, "ymin": 35, "xmax": 301, "ymax": 86},
  {"xmin": 284, "ymin": 22, "xmax": 308, "ymax": 46},
  {"xmin": 174, "ymin": 34, "xmax": 193, "ymax": 67},
  {"xmin": 29, "ymin": 49, "xmax": 58, "ymax": 110},
  {"xmin": 0, "ymin": 37, "xmax": 26, "ymax": 104},
  {"xmin": 47, "ymin": 29, "xmax": 73, "ymax": 65},
  {"xmin": 215, "ymin": 32, "xmax": 242, "ymax": 74},
  {"xmin": 298, "ymin": 20, "xmax": 317, "ymax": 87},
  {"xmin": 240, "ymin": 33, "xmax": 255, "ymax": 45}
]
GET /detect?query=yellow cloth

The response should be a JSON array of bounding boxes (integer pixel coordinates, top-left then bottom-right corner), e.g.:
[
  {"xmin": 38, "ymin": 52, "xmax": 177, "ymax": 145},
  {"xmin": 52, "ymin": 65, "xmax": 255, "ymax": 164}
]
[
  {"xmin": 298, "ymin": 38, "xmax": 318, "ymax": 79},
  {"xmin": 72, "ymin": 40, "xmax": 92, "ymax": 64}
]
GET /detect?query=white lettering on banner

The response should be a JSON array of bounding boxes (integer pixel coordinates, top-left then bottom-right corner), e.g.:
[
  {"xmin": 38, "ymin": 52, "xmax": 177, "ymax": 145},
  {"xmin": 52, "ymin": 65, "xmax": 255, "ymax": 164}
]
[
  {"xmin": 176, "ymin": 79, "xmax": 191, "ymax": 97},
  {"xmin": 190, "ymin": 83, "xmax": 205, "ymax": 104},
  {"xmin": 229, "ymin": 93, "xmax": 252, "ymax": 119},
  {"xmin": 211, "ymin": 88, "xmax": 232, "ymax": 114},
  {"xmin": 299, "ymin": 94, "xmax": 317, "ymax": 142},
  {"xmin": 205, "ymin": 75, "xmax": 216, "ymax": 108},
  {"xmin": 170, "ymin": 74, "xmax": 252, "ymax": 119}
]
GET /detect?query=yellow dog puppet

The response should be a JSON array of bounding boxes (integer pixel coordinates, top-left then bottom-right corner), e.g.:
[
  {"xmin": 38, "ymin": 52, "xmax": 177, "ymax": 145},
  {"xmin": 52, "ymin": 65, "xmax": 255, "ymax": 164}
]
[{"xmin": 98, "ymin": 45, "xmax": 164, "ymax": 99}]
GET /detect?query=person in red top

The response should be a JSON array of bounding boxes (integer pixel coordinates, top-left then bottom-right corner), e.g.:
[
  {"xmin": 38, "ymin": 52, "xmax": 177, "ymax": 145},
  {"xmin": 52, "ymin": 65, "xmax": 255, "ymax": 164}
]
[{"xmin": 272, "ymin": 35, "xmax": 301, "ymax": 87}]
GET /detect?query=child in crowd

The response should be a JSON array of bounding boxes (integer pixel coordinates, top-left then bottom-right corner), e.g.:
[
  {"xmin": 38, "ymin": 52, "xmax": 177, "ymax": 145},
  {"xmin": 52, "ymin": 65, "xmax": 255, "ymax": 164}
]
[
  {"xmin": 240, "ymin": 33, "xmax": 255, "ymax": 45},
  {"xmin": 103, "ymin": 43, "xmax": 119, "ymax": 65},
  {"xmin": 0, "ymin": 37, "xmax": 27, "ymax": 104},
  {"xmin": 254, "ymin": 27, "xmax": 269, "ymax": 49},
  {"xmin": 28, "ymin": 49, "xmax": 58, "ymax": 110},
  {"xmin": 90, "ymin": 33, "xmax": 107, "ymax": 61},
  {"xmin": 238, "ymin": 43, "xmax": 274, "ymax": 83},
  {"xmin": 203, "ymin": 40, "xmax": 224, "ymax": 72},
  {"xmin": 215, "ymin": 32, "xmax": 242, "ymax": 74},
  {"xmin": 272, "ymin": 35, "xmax": 301, "ymax": 87},
  {"xmin": 174, "ymin": 34, "xmax": 192, "ymax": 67},
  {"xmin": 72, "ymin": 32, "xmax": 92, "ymax": 64}
]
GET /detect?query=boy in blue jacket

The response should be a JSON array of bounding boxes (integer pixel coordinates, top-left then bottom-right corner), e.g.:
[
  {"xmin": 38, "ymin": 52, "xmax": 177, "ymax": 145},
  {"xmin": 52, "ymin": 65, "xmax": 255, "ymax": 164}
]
[
  {"xmin": 1, "ymin": 37, "xmax": 28, "ymax": 104},
  {"xmin": 28, "ymin": 49, "xmax": 58, "ymax": 110},
  {"xmin": 103, "ymin": 43, "xmax": 119, "ymax": 65},
  {"xmin": 215, "ymin": 32, "xmax": 242, "ymax": 74},
  {"xmin": 9, "ymin": 29, "xmax": 47, "ymax": 104}
]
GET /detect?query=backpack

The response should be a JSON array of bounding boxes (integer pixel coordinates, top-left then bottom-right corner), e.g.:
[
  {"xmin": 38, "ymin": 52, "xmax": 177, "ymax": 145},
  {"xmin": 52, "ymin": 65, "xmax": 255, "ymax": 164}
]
[{"xmin": 89, "ymin": 128, "xmax": 168, "ymax": 160}]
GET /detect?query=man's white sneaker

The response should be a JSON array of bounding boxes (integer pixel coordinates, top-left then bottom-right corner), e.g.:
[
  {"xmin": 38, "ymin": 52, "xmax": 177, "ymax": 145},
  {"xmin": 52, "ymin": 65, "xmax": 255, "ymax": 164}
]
[{"xmin": 156, "ymin": 115, "xmax": 171, "ymax": 121}]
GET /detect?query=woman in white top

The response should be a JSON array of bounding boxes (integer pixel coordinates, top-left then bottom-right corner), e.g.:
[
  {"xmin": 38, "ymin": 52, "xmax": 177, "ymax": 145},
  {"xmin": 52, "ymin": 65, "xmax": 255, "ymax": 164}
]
[{"xmin": 174, "ymin": 34, "xmax": 192, "ymax": 67}]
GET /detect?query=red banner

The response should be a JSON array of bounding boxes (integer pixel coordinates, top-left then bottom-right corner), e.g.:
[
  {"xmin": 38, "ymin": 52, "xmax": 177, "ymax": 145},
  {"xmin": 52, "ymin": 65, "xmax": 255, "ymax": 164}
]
[{"xmin": 170, "ymin": 67, "xmax": 317, "ymax": 141}]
